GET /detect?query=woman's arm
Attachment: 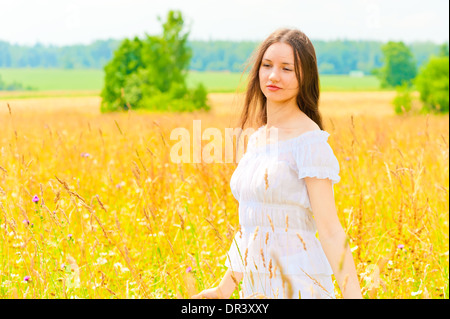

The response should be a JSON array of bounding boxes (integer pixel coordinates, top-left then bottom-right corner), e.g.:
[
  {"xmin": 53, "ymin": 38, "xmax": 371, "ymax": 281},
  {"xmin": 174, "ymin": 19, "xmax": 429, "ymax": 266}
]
[
  {"xmin": 305, "ymin": 177, "xmax": 363, "ymax": 299},
  {"xmin": 192, "ymin": 269, "xmax": 243, "ymax": 299}
]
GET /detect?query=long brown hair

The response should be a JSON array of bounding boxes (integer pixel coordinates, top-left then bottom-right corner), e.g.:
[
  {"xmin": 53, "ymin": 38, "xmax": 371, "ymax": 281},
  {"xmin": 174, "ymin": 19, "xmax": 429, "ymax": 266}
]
[{"xmin": 237, "ymin": 28, "xmax": 323, "ymax": 132}]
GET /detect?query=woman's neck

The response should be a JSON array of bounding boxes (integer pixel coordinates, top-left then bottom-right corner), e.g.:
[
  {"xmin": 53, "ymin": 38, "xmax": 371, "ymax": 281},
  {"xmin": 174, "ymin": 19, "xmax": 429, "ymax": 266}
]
[{"xmin": 265, "ymin": 99, "xmax": 305, "ymax": 129}]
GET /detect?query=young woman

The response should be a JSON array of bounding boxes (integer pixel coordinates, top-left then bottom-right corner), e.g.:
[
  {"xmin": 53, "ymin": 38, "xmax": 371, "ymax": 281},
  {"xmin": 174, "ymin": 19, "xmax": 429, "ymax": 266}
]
[{"xmin": 193, "ymin": 28, "xmax": 363, "ymax": 299}]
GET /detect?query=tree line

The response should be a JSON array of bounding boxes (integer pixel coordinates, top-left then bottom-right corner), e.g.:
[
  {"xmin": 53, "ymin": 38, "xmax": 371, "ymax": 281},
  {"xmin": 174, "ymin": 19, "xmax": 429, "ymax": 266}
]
[{"xmin": 0, "ymin": 38, "xmax": 445, "ymax": 75}]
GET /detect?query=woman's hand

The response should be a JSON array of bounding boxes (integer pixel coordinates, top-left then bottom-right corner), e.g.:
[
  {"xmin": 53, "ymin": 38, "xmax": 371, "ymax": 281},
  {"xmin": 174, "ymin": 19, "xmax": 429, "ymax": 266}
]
[
  {"xmin": 192, "ymin": 269, "xmax": 242, "ymax": 299},
  {"xmin": 192, "ymin": 287, "xmax": 224, "ymax": 299}
]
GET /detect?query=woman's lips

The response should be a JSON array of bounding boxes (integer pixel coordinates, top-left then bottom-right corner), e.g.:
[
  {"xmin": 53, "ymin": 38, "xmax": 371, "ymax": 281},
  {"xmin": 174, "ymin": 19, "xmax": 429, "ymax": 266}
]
[{"xmin": 267, "ymin": 85, "xmax": 281, "ymax": 91}]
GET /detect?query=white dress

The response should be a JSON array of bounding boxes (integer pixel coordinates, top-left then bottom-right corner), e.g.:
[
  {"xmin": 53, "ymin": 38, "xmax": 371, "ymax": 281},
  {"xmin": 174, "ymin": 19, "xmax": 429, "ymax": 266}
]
[{"xmin": 226, "ymin": 125, "xmax": 341, "ymax": 299}]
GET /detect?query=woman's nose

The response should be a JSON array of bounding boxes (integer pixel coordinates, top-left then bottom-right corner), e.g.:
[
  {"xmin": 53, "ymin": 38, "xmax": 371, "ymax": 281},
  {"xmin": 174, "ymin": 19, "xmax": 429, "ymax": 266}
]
[{"xmin": 268, "ymin": 69, "xmax": 279, "ymax": 82}]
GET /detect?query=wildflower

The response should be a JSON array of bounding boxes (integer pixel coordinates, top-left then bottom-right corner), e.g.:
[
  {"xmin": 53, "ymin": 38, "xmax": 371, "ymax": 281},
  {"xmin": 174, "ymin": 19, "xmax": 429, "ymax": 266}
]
[
  {"xmin": 68, "ymin": 234, "xmax": 73, "ymax": 240},
  {"xmin": 23, "ymin": 275, "xmax": 31, "ymax": 283},
  {"xmin": 23, "ymin": 219, "xmax": 29, "ymax": 226},
  {"xmin": 397, "ymin": 244, "xmax": 405, "ymax": 249},
  {"xmin": 345, "ymin": 157, "xmax": 351, "ymax": 161},
  {"xmin": 32, "ymin": 195, "xmax": 39, "ymax": 203},
  {"xmin": 80, "ymin": 152, "xmax": 90, "ymax": 158},
  {"xmin": 186, "ymin": 266, "xmax": 192, "ymax": 273}
]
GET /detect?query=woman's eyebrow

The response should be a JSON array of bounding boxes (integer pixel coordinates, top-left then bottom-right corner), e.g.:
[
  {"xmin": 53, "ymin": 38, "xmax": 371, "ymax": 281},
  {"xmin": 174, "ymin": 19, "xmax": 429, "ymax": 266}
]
[{"xmin": 262, "ymin": 58, "xmax": 294, "ymax": 65}]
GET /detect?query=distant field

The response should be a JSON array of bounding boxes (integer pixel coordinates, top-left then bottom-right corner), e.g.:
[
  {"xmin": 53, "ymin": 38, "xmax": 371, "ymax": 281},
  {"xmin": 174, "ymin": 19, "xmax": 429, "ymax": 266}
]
[
  {"xmin": 0, "ymin": 68, "xmax": 382, "ymax": 94},
  {"xmin": 0, "ymin": 68, "xmax": 104, "ymax": 91}
]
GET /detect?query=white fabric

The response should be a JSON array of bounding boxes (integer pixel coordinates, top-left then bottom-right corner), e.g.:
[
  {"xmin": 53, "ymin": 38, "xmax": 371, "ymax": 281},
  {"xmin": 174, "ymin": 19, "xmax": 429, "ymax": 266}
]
[{"xmin": 226, "ymin": 125, "xmax": 340, "ymax": 299}]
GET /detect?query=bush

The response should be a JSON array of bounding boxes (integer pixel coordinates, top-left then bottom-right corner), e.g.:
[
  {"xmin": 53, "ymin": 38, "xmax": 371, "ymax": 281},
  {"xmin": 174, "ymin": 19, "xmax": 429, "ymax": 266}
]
[
  {"xmin": 190, "ymin": 83, "xmax": 209, "ymax": 110},
  {"xmin": 100, "ymin": 10, "xmax": 208, "ymax": 113},
  {"xmin": 392, "ymin": 82, "xmax": 413, "ymax": 114},
  {"xmin": 415, "ymin": 56, "xmax": 449, "ymax": 113},
  {"xmin": 0, "ymin": 74, "xmax": 35, "ymax": 91}
]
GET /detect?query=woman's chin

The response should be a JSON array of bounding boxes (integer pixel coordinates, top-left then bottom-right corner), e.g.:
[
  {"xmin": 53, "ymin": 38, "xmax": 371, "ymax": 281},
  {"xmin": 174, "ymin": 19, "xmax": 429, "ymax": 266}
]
[{"xmin": 265, "ymin": 95, "xmax": 296, "ymax": 105}]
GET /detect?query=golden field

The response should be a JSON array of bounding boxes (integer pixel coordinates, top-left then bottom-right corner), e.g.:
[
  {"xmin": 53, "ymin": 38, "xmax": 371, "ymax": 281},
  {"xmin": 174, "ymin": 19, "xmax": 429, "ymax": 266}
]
[{"xmin": 0, "ymin": 91, "xmax": 448, "ymax": 299}]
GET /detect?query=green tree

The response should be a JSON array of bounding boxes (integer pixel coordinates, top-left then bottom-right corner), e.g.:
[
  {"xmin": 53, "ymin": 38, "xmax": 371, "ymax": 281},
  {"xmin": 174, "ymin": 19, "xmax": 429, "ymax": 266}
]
[
  {"xmin": 415, "ymin": 55, "xmax": 449, "ymax": 113},
  {"xmin": 439, "ymin": 43, "xmax": 449, "ymax": 57},
  {"xmin": 100, "ymin": 10, "xmax": 208, "ymax": 112},
  {"xmin": 377, "ymin": 42, "xmax": 417, "ymax": 88},
  {"xmin": 101, "ymin": 37, "xmax": 144, "ymax": 111}
]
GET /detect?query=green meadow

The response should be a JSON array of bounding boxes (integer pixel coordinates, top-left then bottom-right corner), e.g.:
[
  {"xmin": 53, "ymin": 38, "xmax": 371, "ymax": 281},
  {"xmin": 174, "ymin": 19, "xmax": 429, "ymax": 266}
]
[{"xmin": 0, "ymin": 68, "xmax": 383, "ymax": 94}]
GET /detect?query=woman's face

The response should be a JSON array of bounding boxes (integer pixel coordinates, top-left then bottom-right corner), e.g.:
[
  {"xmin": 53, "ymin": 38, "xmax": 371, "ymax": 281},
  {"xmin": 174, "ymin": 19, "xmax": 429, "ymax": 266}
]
[{"xmin": 259, "ymin": 42, "xmax": 299, "ymax": 104}]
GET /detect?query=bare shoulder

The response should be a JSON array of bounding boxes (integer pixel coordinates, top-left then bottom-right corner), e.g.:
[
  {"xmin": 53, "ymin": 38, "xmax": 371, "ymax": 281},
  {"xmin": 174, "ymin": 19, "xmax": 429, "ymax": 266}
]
[
  {"xmin": 302, "ymin": 118, "xmax": 320, "ymax": 132},
  {"xmin": 286, "ymin": 114, "xmax": 321, "ymax": 138}
]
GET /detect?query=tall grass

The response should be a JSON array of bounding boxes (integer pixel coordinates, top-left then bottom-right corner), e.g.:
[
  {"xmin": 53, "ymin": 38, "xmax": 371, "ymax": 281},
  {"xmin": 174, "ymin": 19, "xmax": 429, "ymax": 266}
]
[{"xmin": 0, "ymin": 98, "xmax": 448, "ymax": 299}]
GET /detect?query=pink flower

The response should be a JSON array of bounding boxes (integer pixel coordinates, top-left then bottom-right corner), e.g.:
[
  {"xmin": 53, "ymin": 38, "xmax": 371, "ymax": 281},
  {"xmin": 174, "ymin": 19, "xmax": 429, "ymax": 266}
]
[
  {"xmin": 186, "ymin": 266, "xmax": 192, "ymax": 273},
  {"xmin": 23, "ymin": 275, "xmax": 31, "ymax": 282},
  {"xmin": 397, "ymin": 244, "xmax": 405, "ymax": 249},
  {"xmin": 32, "ymin": 195, "xmax": 39, "ymax": 203}
]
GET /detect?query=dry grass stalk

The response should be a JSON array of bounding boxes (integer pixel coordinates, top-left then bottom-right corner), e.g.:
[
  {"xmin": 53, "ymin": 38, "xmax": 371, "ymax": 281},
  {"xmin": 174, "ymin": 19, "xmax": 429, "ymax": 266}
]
[
  {"xmin": 260, "ymin": 248, "xmax": 266, "ymax": 268},
  {"xmin": 244, "ymin": 248, "xmax": 248, "ymax": 267},
  {"xmin": 95, "ymin": 194, "xmax": 108, "ymax": 213},
  {"xmin": 267, "ymin": 215, "xmax": 275, "ymax": 232},
  {"xmin": 249, "ymin": 271, "xmax": 254, "ymax": 287},
  {"xmin": 264, "ymin": 168, "xmax": 269, "ymax": 190},
  {"xmin": 271, "ymin": 251, "xmax": 293, "ymax": 299},
  {"xmin": 203, "ymin": 216, "xmax": 224, "ymax": 243},
  {"xmin": 296, "ymin": 232, "xmax": 307, "ymax": 251},
  {"xmin": 252, "ymin": 226, "xmax": 259, "ymax": 241},
  {"xmin": 230, "ymin": 272, "xmax": 240, "ymax": 289},
  {"xmin": 342, "ymin": 273, "xmax": 349, "ymax": 295},
  {"xmin": 269, "ymin": 259, "xmax": 273, "ymax": 279},
  {"xmin": 177, "ymin": 208, "xmax": 185, "ymax": 230},
  {"xmin": 300, "ymin": 268, "xmax": 333, "ymax": 298}
]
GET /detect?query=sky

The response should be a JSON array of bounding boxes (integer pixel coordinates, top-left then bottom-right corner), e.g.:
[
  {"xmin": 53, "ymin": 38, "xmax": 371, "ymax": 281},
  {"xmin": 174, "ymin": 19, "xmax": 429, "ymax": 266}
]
[{"xmin": 0, "ymin": 0, "xmax": 448, "ymax": 46}]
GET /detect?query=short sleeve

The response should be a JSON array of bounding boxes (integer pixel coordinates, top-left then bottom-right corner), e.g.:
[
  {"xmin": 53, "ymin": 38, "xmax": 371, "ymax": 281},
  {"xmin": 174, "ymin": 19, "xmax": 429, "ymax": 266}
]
[{"xmin": 292, "ymin": 131, "xmax": 341, "ymax": 185}]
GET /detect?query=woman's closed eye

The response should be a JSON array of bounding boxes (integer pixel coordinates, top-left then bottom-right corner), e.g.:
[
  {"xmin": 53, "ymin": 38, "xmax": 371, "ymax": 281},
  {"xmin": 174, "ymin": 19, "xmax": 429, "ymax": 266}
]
[{"xmin": 261, "ymin": 63, "xmax": 292, "ymax": 72}]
